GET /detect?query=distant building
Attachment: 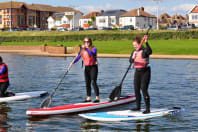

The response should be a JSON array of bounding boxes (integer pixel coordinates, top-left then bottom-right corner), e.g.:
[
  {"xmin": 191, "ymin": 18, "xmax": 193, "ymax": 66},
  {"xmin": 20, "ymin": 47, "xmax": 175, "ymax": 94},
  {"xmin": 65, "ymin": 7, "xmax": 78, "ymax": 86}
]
[
  {"xmin": 158, "ymin": 13, "xmax": 188, "ymax": 28},
  {"xmin": 79, "ymin": 11, "xmax": 100, "ymax": 29},
  {"xmin": 188, "ymin": 4, "xmax": 198, "ymax": 27},
  {"xmin": 0, "ymin": 1, "xmax": 80, "ymax": 30},
  {"xmin": 96, "ymin": 9, "xmax": 127, "ymax": 30},
  {"xmin": 47, "ymin": 11, "xmax": 83, "ymax": 30},
  {"xmin": 119, "ymin": 7, "xmax": 156, "ymax": 30}
]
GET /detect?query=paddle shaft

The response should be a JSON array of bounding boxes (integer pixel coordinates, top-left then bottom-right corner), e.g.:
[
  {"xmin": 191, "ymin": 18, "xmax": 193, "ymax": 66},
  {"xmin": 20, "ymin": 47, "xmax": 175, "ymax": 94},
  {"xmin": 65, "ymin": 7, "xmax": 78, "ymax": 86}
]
[
  {"xmin": 119, "ymin": 63, "xmax": 132, "ymax": 86},
  {"xmin": 49, "ymin": 54, "xmax": 78, "ymax": 98}
]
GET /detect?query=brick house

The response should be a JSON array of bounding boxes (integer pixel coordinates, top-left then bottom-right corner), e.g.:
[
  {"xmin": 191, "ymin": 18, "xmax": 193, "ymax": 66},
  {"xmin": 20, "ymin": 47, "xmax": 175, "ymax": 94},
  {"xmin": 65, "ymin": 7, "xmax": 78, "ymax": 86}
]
[{"xmin": 0, "ymin": 1, "xmax": 79, "ymax": 30}]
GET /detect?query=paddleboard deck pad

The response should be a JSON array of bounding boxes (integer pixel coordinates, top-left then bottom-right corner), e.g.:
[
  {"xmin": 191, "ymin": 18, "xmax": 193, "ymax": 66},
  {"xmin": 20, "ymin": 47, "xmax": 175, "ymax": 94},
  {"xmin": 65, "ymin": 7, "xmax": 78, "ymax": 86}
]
[
  {"xmin": 79, "ymin": 107, "xmax": 183, "ymax": 121},
  {"xmin": 26, "ymin": 95, "xmax": 136, "ymax": 116},
  {"xmin": 0, "ymin": 91, "xmax": 48, "ymax": 103}
]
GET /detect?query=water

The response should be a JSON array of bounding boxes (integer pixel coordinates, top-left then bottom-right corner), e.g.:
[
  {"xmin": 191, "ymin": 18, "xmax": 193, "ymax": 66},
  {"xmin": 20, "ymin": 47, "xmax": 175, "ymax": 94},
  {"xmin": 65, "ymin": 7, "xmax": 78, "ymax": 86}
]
[{"xmin": 0, "ymin": 53, "xmax": 197, "ymax": 131}]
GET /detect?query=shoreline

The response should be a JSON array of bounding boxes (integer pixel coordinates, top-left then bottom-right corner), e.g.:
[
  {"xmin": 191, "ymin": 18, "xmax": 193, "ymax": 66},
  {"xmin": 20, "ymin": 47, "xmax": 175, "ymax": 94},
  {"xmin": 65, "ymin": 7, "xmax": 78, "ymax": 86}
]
[{"xmin": 1, "ymin": 50, "xmax": 198, "ymax": 59}]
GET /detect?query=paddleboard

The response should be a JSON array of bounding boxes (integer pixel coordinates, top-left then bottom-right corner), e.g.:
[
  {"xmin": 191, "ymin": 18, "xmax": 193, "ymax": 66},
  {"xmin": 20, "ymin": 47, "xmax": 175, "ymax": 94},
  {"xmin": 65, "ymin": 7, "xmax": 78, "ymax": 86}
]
[
  {"xmin": 26, "ymin": 95, "xmax": 136, "ymax": 116},
  {"xmin": 79, "ymin": 107, "xmax": 183, "ymax": 121},
  {"xmin": 0, "ymin": 91, "xmax": 48, "ymax": 103}
]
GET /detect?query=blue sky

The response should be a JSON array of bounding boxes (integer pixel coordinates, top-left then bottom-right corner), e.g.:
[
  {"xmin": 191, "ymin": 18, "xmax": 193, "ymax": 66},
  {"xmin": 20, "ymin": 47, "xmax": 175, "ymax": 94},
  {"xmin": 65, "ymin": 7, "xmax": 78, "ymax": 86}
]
[{"xmin": 1, "ymin": 0, "xmax": 198, "ymax": 16}]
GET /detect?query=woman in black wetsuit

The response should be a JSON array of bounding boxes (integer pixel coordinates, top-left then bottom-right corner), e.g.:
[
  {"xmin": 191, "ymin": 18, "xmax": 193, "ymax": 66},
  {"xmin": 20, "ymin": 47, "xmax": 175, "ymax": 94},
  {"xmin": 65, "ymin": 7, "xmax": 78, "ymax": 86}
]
[{"xmin": 129, "ymin": 35, "xmax": 152, "ymax": 114}]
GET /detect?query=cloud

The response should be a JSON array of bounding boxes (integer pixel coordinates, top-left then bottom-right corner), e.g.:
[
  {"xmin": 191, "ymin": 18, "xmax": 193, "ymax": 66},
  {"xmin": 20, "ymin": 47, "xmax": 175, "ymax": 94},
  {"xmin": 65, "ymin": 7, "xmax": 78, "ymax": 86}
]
[
  {"xmin": 76, "ymin": 3, "xmax": 115, "ymax": 14},
  {"xmin": 172, "ymin": 4, "xmax": 194, "ymax": 14}
]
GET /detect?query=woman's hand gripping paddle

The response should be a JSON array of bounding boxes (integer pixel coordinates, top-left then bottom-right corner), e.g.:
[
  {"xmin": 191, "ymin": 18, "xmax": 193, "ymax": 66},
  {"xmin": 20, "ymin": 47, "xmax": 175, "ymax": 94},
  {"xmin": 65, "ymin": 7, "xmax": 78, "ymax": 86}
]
[
  {"xmin": 40, "ymin": 51, "xmax": 81, "ymax": 108},
  {"xmin": 109, "ymin": 25, "xmax": 152, "ymax": 101}
]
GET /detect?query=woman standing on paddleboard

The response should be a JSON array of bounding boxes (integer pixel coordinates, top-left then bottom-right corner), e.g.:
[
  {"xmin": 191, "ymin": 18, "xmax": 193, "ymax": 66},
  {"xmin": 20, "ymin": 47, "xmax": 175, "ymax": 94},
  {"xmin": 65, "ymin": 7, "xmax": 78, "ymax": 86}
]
[
  {"xmin": 70, "ymin": 37, "xmax": 100, "ymax": 103},
  {"xmin": 129, "ymin": 35, "xmax": 152, "ymax": 114}
]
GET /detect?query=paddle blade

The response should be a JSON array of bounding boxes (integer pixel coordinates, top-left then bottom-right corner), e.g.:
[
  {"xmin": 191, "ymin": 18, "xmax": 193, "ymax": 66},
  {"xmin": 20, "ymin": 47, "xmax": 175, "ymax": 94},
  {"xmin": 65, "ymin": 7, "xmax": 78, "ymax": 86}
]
[
  {"xmin": 109, "ymin": 85, "xmax": 121, "ymax": 101},
  {"xmin": 40, "ymin": 96, "xmax": 52, "ymax": 109}
]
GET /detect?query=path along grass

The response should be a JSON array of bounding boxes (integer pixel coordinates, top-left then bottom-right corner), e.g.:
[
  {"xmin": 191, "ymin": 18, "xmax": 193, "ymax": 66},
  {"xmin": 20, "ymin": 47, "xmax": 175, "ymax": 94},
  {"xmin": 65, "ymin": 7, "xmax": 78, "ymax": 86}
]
[{"xmin": 2, "ymin": 39, "xmax": 198, "ymax": 55}]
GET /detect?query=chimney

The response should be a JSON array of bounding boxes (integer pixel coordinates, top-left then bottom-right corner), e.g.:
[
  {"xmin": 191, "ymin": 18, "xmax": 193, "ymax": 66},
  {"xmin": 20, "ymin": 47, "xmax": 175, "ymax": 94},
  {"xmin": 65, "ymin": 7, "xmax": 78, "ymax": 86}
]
[
  {"xmin": 101, "ymin": 10, "xmax": 104, "ymax": 13},
  {"xmin": 137, "ymin": 8, "xmax": 140, "ymax": 16},
  {"xmin": 140, "ymin": 7, "xmax": 144, "ymax": 11}
]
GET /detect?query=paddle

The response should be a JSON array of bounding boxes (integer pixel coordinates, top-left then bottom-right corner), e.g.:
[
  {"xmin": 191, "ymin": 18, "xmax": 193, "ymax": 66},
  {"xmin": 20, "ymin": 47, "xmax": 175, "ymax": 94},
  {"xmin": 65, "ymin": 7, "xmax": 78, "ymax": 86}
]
[
  {"xmin": 40, "ymin": 53, "xmax": 80, "ymax": 108},
  {"xmin": 109, "ymin": 62, "xmax": 133, "ymax": 101},
  {"xmin": 109, "ymin": 25, "xmax": 152, "ymax": 101}
]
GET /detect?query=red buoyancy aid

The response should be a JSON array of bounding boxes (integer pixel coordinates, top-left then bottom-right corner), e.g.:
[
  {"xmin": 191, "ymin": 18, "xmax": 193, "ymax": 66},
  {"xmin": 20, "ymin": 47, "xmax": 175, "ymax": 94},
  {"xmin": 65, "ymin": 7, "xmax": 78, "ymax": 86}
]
[
  {"xmin": 134, "ymin": 50, "xmax": 148, "ymax": 69},
  {"xmin": 81, "ymin": 48, "xmax": 97, "ymax": 66},
  {"xmin": 0, "ymin": 63, "xmax": 9, "ymax": 82}
]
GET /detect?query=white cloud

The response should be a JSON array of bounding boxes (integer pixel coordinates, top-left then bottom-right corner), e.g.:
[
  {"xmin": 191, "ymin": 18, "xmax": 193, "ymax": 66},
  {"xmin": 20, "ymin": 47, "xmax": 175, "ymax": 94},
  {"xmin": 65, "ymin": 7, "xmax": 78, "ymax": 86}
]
[
  {"xmin": 171, "ymin": 4, "xmax": 194, "ymax": 14},
  {"xmin": 76, "ymin": 3, "xmax": 116, "ymax": 14}
]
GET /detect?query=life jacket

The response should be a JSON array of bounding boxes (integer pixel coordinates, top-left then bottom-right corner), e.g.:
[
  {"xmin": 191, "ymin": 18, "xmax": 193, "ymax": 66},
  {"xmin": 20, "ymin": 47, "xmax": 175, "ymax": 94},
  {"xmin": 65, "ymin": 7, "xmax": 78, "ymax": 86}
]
[
  {"xmin": 0, "ymin": 63, "xmax": 9, "ymax": 82},
  {"xmin": 81, "ymin": 47, "xmax": 97, "ymax": 66},
  {"xmin": 134, "ymin": 50, "xmax": 149, "ymax": 69}
]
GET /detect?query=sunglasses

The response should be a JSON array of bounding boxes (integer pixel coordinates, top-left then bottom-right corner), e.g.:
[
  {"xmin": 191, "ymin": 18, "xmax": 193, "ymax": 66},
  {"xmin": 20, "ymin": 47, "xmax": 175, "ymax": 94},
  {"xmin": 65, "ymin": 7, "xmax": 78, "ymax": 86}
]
[{"xmin": 84, "ymin": 41, "xmax": 90, "ymax": 43}]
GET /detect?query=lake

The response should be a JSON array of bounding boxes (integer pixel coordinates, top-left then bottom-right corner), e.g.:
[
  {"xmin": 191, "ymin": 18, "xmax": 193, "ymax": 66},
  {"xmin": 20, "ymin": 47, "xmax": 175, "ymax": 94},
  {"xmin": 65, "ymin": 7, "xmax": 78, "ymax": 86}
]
[{"xmin": 0, "ymin": 53, "xmax": 197, "ymax": 131}]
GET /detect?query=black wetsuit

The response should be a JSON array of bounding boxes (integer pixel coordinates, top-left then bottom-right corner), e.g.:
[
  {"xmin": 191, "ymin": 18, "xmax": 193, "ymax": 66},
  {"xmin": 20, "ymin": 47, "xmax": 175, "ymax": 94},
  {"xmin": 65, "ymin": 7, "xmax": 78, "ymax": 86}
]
[
  {"xmin": 84, "ymin": 65, "xmax": 99, "ymax": 96},
  {"xmin": 129, "ymin": 42, "xmax": 152, "ymax": 112}
]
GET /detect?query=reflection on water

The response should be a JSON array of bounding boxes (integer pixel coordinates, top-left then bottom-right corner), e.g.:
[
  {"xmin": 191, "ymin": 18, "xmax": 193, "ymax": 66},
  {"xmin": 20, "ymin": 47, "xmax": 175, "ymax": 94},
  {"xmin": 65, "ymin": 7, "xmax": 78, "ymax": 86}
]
[
  {"xmin": 0, "ymin": 53, "xmax": 197, "ymax": 131},
  {"xmin": 0, "ymin": 103, "xmax": 11, "ymax": 132}
]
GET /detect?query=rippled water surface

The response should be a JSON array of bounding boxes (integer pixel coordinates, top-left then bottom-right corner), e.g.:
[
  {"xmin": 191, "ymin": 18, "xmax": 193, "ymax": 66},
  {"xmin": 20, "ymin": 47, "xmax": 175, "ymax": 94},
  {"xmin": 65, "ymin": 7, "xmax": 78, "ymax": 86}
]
[{"xmin": 0, "ymin": 53, "xmax": 197, "ymax": 131}]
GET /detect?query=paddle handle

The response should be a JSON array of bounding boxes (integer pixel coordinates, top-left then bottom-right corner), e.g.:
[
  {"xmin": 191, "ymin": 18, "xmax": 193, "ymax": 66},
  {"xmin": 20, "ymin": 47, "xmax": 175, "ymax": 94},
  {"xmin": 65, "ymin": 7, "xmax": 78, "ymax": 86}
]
[{"xmin": 137, "ymin": 26, "xmax": 152, "ymax": 51}]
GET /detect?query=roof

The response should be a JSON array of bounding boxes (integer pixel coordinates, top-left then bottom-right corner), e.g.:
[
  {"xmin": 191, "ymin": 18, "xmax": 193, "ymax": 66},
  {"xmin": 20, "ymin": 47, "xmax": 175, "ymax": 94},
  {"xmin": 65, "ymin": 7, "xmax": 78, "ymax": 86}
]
[
  {"xmin": 28, "ymin": 4, "xmax": 54, "ymax": 12},
  {"xmin": 0, "ymin": 1, "xmax": 81, "ymax": 13},
  {"xmin": 191, "ymin": 5, "xmax": 198, "ymax": 13},
  {"xmin": 99, "ymin": 9, "xmax": 127, "ymax": 16},
  {"xmin": 121, "ymin": 7, "xmax": 156, "ymax": 18},
  {"xmin": 80, "ymin": 11, "xmax": 100, "ymax": 19},
  {"xmin": 0, "ymin": 1, "xmax": 28, "ymax": 9},
  {"xmin": 52, "ymin": 13, "xmax": 73, "ymax": 20}
]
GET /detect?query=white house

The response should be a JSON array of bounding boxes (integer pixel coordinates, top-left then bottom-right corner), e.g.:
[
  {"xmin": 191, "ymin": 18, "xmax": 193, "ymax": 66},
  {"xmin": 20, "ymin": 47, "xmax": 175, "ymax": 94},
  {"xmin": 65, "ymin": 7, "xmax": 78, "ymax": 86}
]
[
  {"xmin": 96, "ymin": 9, "xmax": 127, "ymax": 30},
  {"xmin": 79, "ymin": 11, "xmax": 100, "ymax": 29},
  {"xmin": 188, "ymin": 4, "xmax": 198, "ymax": 27},
  {"xmin": 119, "ymin": 7, "xmax": 156, "ymax": 30},
  {"xmin": 47, "ymin": 11, "xmax": 83, "ymax": 30}
]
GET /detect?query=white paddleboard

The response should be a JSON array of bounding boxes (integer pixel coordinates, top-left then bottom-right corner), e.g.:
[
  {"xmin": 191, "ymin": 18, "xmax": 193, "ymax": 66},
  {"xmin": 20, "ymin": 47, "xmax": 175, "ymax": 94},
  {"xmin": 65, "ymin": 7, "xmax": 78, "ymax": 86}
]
[
  {"xmin": 79, "ymin": 107, "xmax": 183, "ymax": 121},
  {"xmin": 0, "ymin": 91, "xmax": 48, "ymax": 103}
]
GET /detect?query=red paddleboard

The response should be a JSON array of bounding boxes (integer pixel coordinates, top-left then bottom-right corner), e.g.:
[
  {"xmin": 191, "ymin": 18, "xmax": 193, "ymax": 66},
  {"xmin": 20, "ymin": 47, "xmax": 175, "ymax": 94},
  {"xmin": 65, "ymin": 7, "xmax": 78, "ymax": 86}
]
[{"xmin": 26, "ymin": 95, "xmax": 135, "ymax": 116}]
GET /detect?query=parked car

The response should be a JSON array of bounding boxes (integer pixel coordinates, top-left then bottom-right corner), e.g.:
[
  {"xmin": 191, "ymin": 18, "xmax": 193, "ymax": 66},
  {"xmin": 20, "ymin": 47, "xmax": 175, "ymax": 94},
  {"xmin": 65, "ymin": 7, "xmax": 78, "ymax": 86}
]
[
  {"xmin": 71, "ymin": 27, "xmax": 84, "ymax": 31},
  {"xmin": 102, "ymin": 27, "xmax": 113, "ymax": 30},
  {"xmin": 57, "ymin": 28, "xmax": 68, "ymax": 31},
  {"xmin": 119, "ymin": 25, "xmax": 134, "ymax": 30},
  {"xmin": 180, "ymin": 24, "xmax": 195, "ymax": 30},
  {"xmin": 167, "ymin": 25, "xmax": 181, "ymax": 30},
  {"xmin": 86, "ymin": 27, "xmax": 98, "ymax": 30}
]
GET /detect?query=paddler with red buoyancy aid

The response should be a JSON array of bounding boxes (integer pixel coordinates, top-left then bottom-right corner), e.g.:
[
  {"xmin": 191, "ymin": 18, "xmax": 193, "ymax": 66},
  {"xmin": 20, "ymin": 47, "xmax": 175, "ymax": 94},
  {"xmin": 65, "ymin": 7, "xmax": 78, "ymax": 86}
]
[
  {"xmin": 129, "ymin": 35, "xmax": 152, "ymax": 114},
  {"xmin": 70, "ymin": 37, "xmax": 100, "ymax": 103},
  {"xmin": 0, "ymin": 56, "xmax": 12, "ymax": 97}
]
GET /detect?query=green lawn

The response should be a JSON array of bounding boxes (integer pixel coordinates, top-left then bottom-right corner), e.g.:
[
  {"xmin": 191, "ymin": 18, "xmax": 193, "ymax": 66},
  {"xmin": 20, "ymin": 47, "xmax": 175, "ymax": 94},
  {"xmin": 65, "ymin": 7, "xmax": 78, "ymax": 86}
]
[{"xmin": 1, "ymin": 39, "xmax": 198, "ymax": 55}]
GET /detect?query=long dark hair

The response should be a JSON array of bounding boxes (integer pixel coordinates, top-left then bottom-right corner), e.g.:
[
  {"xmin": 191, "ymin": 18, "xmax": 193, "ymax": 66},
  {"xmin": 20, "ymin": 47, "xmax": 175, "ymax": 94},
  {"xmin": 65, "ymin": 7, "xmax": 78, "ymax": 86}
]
[{"xmin": 84, "ymin": 37, "xmax": 92, "ymax": 46}]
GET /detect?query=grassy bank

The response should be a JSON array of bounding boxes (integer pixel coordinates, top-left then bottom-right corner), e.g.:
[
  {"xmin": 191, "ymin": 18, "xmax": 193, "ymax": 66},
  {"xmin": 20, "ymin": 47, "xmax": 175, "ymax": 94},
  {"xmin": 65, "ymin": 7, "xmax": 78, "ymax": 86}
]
[{"xmin": 2, "ymin": 39, "xmax": 198, "ymax": 55}]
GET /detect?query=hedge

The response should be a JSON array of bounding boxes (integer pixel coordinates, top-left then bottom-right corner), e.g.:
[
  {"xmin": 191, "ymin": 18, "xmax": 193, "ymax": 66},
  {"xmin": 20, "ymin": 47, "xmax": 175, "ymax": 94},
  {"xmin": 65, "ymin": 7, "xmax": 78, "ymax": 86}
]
[{"xmin": 0, "ymin": 30, "xmax": 198, "ymax": 42}]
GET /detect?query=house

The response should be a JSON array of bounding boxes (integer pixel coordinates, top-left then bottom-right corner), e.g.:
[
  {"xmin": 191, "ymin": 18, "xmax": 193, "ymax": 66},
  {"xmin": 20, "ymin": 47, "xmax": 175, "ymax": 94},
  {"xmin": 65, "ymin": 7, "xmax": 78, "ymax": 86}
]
[
  {"xmin": 47, "ymin": 11, "xmax": 83, "ymax": 30},
  {"xmin": 0, "ymin": 1, "xmax": 81, "ymax": 30},
  {"xmin": 96, "ymin": 9, "xmax": 127, "ymax": 30},
  {"xmin": 159, "ymin": 13, "xmax": 188, "ymax": 28},
  {"xmin": 79, "ymin": 11, "xmax": 100, "ymax": 29},
  {"xmin": 119, "ymin": 7, "xmax": 156, "ymax": 30},
  {"xmin": 188, "ymin": 4, "xmax": 198, "ymax": 27}
]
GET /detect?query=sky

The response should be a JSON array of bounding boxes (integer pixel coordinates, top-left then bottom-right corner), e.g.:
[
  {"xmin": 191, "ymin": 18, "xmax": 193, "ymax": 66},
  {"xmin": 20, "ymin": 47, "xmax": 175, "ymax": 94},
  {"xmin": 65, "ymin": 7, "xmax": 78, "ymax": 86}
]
[{"xmin": 1, "ymin": 0, "xmax": 198, "ymax": 16}]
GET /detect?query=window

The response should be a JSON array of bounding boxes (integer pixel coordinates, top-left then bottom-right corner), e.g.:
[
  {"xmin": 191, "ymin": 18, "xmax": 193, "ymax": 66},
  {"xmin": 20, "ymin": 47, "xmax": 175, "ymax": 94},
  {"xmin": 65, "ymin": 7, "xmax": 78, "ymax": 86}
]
[
  {"xmin": 33, "ymin": 16, "xmax": 35, "ymax": 25},
  {"xmin": 18, "ymin": 15, "xmax": 20, "ymax": 24},
  {"xmin": 0, "ymin": 9, "xmax": 2, "ymax": 12},
  {"xmin": 111, "ymin": 18, "xmax": 115, "ymax": 23},
  {"xmin": 29, "ymin": 16, "xmax": 32, "ymax": 25},
  {"xmin": 192, "ymin": 15, "xmax": 195, "ymax": 20},
  {"xmin": 99, "ymin": 19, "xmax": 105, "ymax": 23},
  {"xmin": 63, "ymin": 21, "xmax": 67, "ymax": 24},
  {"xmin": 7, "ymin": 9, "xmax": 10, "ymax": 13},
  {"xmin": 130, "ymin": 18, "xmax": 132, "ymax": 22},
  {"xmin": 84, "ymin": 20, "xmax": 88, "ymax": 23}
]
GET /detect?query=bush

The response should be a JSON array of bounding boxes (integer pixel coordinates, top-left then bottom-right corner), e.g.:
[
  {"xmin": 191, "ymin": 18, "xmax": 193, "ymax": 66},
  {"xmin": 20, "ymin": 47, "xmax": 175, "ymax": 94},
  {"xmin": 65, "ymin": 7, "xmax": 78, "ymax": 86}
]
[{"xmin": 1, "ymin": 30, "xmax": 198, "ymax": 42}]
